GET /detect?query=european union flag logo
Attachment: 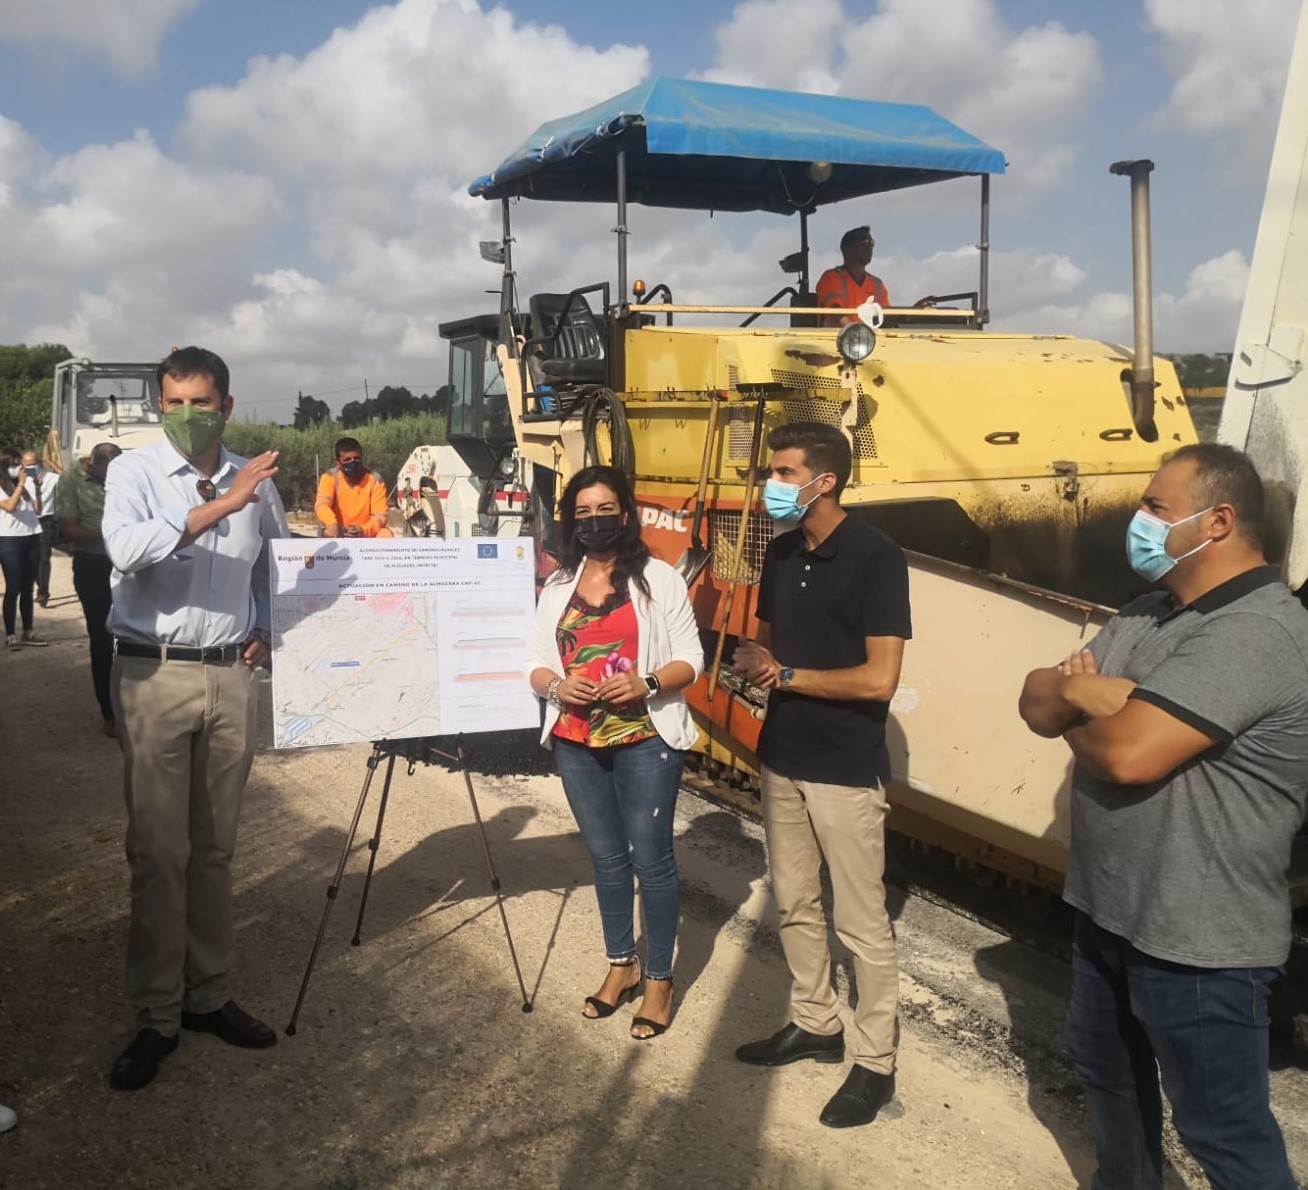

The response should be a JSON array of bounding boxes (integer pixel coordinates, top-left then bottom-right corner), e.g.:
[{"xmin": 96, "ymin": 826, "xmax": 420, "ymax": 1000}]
[{"xmin": 477, "ymin": 543, "xmax": 498, "ymax": 559}]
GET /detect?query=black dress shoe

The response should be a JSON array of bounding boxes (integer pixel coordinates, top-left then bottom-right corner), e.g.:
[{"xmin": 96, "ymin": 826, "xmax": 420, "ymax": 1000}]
[
  {"xmin": 109, "ymin": 1028, "xmax": 179, "ymax": 1091},
  {"xmin": 735, "ymin": 1022, "xmax": 845, "ymax": 1066},
  {"xmin": 819, "ymin": 1064, "xmax": 896, "ymax": 1128},
  {"xmin": 181, "ymin": 1000, "xmax": 277, "ymax": 1049}
]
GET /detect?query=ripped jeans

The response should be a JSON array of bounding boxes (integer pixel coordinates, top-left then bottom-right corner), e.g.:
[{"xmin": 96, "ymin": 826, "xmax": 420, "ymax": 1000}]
[{"xmin": 553, "ymin": 736, "xmax": 685, "ymax": 979}]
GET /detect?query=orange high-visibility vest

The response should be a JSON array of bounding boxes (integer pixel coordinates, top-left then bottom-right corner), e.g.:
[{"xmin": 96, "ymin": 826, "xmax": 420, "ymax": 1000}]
[
  {"xmin": 815, "ymin": 267, "xmax": 890, "ymax": 327},
  {"xmin": 315, "ymin": 467, "xmax": 390, "ymax": 537}
]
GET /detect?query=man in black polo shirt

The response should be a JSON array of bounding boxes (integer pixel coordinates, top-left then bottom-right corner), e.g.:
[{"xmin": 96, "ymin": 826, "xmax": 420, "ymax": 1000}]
[
  {"xmin": 731, "ymin": 421, "xmax": 911, "ymax": 1129},
  {"xmin": 1019, "ymin": 443, "xmax": 1305, "ymax": 1189}
]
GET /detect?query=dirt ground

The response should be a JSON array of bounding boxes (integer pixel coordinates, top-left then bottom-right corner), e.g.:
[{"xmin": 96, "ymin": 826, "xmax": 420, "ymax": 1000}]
[{"xmin": 2, "ymin": 555, "xmax": 1305, "ymax": 1189}]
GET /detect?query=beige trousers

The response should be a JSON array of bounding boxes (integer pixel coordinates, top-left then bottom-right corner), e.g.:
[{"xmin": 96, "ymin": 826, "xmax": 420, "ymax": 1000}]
[
  {"xmin": 112, "ymin": 654, "xmax": 258, "ymax": 1033},
  {"xmin": 760, "ymin": 765, "xmax": 899, "ymax": 1074}
]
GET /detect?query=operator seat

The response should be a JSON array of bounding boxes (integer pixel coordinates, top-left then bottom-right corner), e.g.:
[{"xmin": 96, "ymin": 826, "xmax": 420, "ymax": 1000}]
[
  {"xmin": 791, "ymin": 290, "xmax": 819, "ymax": 329},
  {"xmin": 527, "ymin": 293, "xmax": 608, "ymax": 386}
]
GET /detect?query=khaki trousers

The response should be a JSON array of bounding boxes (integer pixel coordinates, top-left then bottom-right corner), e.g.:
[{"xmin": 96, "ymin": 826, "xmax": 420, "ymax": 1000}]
[
  {"xmin": 112, "ymin": 654, "xmax": 258, "ymax": 1033},
  {"xmin": 760, "ymin": 765, "xmax": 899, "ymax": 1074}
]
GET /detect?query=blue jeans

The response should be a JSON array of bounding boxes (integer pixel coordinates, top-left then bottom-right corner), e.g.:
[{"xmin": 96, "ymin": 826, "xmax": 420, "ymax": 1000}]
[
  {"xmin": 553, "ymin": 736, "xmax": 685, "ymax": 979},
  {"xmin": 1066, "ymin": 912, "xmax": 1294, "ymax": 1190}
]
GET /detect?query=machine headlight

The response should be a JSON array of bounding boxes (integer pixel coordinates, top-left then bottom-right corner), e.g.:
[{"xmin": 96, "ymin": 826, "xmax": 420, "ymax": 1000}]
[
  {"xmin": 498, "ymin": 453, "xmax": 517, "ymax": 478},
  {"xmin": 837, "ymin": 321, "xmax": 875, "ymax": 364}
]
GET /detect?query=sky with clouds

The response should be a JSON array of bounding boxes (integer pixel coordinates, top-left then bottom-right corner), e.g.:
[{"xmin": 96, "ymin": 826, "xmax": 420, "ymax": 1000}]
[{"xmin": 0, "ymin": 0, "xmax": 1300, "ymax": 422}]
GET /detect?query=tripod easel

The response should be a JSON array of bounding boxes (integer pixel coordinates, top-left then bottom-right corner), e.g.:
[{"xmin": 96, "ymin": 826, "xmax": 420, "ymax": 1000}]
[{"xmin": 285, "ymin": 737, "xmax": 532, "ymax": 1035}]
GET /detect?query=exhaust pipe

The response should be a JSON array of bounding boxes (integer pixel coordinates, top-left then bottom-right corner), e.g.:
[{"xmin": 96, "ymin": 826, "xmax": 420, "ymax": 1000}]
[{"xmin": 1110, "ymin": 159, "xmax": 1159, "ymax": 443}]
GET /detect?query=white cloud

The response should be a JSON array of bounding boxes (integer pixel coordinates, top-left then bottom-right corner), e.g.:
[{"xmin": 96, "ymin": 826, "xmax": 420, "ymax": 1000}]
[
  {"xmin": 997, "ymin": 248, "xmax": 1249, "ymax": 353},
  {"xmin": 706, "ymin": 0, "xmax": 844, "ymax": 94},
  {"xmin": 2, "ymin": 0, "xmax": 653, "ymax": 414},
  {"xmin": 0, "ymin": 0, "xmax": 202, "ymax": 79},
  {"xmin": 27, "ymin": 132, "xmax": 280, "ymax": 272},
  {"xmin": 1145, "ymin": 0, "xmax": 1300, "ymax": 134},
  {"xmin": 2, "ymin": 126, "xmax": 281, "ymax": 355},
  {"xmin": 0, "ymin": 0, "xmax": 1259, "ymax": 424},
  {"xmin": 180, "ymin": 0, "xmax": 648, "ymax": 184},
  {"xmin": 0, "ymin": 114, "xmax": 47, "ymax": 186},
  {"xmin": 893, "ymin": 245, "xmax": 1086, "ymax": 313},
  {"xmin": 707, "ymin": 0, "xmax": 1102, "ymax": 195}
]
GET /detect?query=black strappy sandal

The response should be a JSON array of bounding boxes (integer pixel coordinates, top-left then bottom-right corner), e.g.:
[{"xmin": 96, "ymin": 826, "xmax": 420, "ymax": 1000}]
[
  {"xmin": 630, "ymin": 976, "xmax": 675, "ymax": 1040},
  {"xmin": 582, "ymin": 956, "xmax": 642, "ymax": 1019}
]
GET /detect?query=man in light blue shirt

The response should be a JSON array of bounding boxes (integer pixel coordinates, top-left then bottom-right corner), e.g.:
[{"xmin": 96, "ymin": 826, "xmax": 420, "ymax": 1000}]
[{"xmin": 103, "ymin": 345, "xmax": 289, "ymax": 1092}]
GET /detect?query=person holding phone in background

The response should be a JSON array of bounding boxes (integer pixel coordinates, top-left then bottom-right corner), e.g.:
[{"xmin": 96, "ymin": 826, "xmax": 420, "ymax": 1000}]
[{"xmin": 0, "ymin": 447, "xmax": 48, "ymax": 648}]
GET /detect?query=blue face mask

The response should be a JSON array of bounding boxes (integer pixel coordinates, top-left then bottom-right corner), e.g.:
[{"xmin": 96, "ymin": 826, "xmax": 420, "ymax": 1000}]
[
  {"xmin": 763, "ymin": 475, "xmax": 826, "ymax": 524},
  {"xmin": 1126, "ymin": 506, "xmax": 1213, "ymax": 582}
]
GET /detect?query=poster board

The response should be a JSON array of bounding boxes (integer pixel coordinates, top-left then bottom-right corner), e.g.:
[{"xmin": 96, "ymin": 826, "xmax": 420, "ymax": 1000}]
[{"xmin": 269, "ymin": 537, "xmax": 538, "ymax": 749}]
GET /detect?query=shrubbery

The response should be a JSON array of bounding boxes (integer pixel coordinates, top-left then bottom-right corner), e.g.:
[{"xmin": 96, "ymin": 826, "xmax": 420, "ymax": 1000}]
[
  {"xmin": 223, "ymin": 414, "xmax": 446, "ymax": 511},
  {"xmin": 1, "ymin": 343, "xmax": 69, "ymax": 451}
]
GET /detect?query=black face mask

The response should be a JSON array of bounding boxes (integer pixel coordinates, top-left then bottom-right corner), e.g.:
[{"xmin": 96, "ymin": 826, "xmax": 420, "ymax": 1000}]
[
  {"xmin": 574, "ymin": 513, "xmax": 624, "ymax": 553},
  {"xmin": 340, "ymin": 460, "xmax": 365, "ymax": 480}
]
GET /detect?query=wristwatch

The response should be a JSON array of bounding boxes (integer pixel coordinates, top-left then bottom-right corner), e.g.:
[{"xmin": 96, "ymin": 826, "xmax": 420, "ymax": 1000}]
[
  {"xmin": 643, "ymin": 673, "xmax": 661, "ymax": 696},
  {"xmin": 777, "ymin": 667, "xmax": 795, "ymax": 688}
]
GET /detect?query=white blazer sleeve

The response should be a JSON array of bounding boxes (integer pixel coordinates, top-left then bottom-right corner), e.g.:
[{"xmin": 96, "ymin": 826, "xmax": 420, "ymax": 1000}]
[
  {"xmin": 654, "ymin": 562, "xmax": 706, "ymax": 680},
  {"xmin": 525, "ymin": 579, "xmax": 567, "ymax": 680}
]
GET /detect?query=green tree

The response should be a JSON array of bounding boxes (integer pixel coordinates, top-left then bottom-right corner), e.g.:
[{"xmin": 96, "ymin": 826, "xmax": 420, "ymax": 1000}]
[
  {"xmin": 421, "ymin": 384, "xmax": 453, "ymax": 419},
  {"xmin": 339, "ymin": 399, "xmax": 371, "ymax": 429},
  {"xmin": 223, "ymin": 412, "xmax": 446, "ymax": 512},
  {"xmin": 0, "ymin": 343, "xmax": 71, "ymax": 449},
  {"xmin": 1164, "ymin": 353, "xmax": 1231, "ymax": 394},
  {"xmin": 373, "ymin": 385, "xmax": 417, "ymax": 421},
  {"xmin": 292, "ymin": 391, "xmax": 331, "ymax": 429}
]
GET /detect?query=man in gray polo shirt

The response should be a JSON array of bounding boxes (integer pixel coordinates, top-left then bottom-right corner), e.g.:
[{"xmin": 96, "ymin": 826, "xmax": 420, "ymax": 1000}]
[{"xmin": 1020, "ymin": 443, "xmax": 1305, "ymax": 1190}]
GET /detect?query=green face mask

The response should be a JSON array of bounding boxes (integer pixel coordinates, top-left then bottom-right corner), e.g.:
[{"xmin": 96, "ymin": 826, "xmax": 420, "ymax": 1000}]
[{"xmin": 162, "ymin": 406, "xmax": 225, "ymax": 458}]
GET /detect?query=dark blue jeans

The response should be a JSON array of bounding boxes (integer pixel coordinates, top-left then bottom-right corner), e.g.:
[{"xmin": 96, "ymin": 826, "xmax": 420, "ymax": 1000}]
[
  {"xmin": 553, "ymin": 736, "xmax": 685, "ymax": 979},
  {"xmin": 0, "ymin": 532, "xmax": 40, "ymax": 637},
  {"xmin": 1066, "ymin": 912, "xmax": 1294, "ymax": 1190}
]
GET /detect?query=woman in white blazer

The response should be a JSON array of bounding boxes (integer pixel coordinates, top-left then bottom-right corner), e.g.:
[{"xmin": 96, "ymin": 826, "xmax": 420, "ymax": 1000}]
[{"xmin": 527, "ymin": 465, "xmax": 704, "ymax": 1040}]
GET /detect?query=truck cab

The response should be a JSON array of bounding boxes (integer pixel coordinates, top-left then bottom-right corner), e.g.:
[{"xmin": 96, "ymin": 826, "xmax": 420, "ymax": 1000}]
[
  {"xmin": 50, "ymin": 358, "xmax": 164, "ymax": 467},
  {"xmin": 396, "ymin": 315, "xmax": 531, "ymax": 541}
]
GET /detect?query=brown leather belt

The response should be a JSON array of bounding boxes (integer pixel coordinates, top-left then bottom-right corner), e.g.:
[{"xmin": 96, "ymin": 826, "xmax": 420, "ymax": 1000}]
[{"xmin": 113, "ymin": 639, "xmax": 244, "ymax": 663}]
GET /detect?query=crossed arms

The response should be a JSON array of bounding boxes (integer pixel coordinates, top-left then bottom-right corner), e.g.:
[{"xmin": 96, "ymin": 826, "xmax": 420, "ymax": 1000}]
[{"xmin": 1018, "ymin": 650, "xmax": 1218, "ymax": 785}]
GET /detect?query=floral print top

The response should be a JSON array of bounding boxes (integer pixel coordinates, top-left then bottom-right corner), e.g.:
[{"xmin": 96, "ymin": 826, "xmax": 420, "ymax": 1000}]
[{"xmin": 552, "ymin": 587, "xmax": 657, "ymax": 748}]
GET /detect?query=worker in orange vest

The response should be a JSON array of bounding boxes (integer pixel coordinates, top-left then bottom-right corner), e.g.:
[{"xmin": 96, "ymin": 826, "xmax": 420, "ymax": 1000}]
[
  {"xmin": 815, "ymin": 227, "xmax": 890, "ymax": 327},
  {"xmin": 316, "ymin": 437, "xmax": 393, "ymax": 538}
]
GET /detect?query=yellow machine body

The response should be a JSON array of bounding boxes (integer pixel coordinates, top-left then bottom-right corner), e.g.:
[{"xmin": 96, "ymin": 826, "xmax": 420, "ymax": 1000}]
[
  {"xmin": 514, "ymin": 321, "xmax": 1197, "ymax": 604},
  {"xmin": 497, "ymin": 316, "xmax": 1196, "ymax": 889}
]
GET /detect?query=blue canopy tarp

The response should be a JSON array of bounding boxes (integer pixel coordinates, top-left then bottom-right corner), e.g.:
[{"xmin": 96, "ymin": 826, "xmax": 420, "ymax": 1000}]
[{"xmin": 468, "ymin": 77, "xmax": 1005, "ymax": 215}]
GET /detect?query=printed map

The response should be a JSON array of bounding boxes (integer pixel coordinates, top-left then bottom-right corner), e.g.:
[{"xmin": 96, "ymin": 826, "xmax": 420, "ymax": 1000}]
[{"xmin": 269, "ymin": 538, "xmax": 538, "ymax": 749}]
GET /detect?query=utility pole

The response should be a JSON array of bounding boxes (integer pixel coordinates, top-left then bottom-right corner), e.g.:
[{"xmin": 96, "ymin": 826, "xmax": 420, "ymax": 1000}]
[{"xmin": 364, "ymin": 378, "xmax": 371, "ymax": 426}]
